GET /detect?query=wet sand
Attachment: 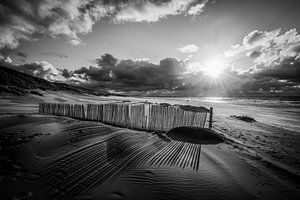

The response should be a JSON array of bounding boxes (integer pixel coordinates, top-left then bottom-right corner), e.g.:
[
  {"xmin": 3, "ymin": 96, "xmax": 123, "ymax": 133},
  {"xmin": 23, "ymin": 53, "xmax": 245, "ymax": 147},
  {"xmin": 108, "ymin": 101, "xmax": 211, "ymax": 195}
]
[{"xmin": 0, "ymin": 93, "xmax": 300, "ymax": 199}]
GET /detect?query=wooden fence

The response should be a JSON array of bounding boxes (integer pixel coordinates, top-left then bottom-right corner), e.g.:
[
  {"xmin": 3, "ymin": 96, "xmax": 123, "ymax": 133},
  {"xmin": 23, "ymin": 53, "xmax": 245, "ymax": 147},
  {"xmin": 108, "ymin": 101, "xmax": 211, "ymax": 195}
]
[{"xmin": 39, "ymin": 102, "xmax": 211, "ymax": 132}]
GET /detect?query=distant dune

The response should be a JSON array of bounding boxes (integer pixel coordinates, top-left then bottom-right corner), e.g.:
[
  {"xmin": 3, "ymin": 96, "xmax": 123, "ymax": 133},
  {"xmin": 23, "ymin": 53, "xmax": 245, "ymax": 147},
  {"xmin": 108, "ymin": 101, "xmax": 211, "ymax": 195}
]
[{"xmin": 0, "ymin": 65, "xmax": 108, "ymax": 96}]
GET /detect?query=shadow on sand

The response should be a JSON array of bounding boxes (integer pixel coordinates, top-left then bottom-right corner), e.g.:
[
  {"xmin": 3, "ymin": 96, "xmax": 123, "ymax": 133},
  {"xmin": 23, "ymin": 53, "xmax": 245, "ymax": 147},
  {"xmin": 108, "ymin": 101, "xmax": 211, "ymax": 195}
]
[{"xmin": 166, "ymin": 127, "xmax": 224, "ymax": 145}]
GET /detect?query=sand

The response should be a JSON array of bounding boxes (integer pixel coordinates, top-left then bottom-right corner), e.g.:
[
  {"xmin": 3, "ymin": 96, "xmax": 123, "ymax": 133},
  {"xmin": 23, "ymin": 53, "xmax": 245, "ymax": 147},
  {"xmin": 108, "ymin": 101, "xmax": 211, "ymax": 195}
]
[
  {"xmin": 167, "ymin": 127, "xmax": 224, "ymax": 144},
  {"xmin": 0, "ymin": 92, "xmax": 300, "ymax": 199}
]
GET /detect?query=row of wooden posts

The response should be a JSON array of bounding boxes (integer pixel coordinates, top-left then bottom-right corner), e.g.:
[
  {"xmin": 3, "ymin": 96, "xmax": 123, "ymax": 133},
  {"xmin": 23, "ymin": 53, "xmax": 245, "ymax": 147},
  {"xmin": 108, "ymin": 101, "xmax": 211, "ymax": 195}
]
[{"xmin": 39, "ymin": 102, "xmax": 213, "ymax": 132}]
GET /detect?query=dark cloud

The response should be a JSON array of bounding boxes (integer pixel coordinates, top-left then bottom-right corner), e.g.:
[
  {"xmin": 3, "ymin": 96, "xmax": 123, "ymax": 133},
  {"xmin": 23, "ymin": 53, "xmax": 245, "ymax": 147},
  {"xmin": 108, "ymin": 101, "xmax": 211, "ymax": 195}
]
[
  {"xmin": 159, "ymin": 58, "xmax": 185, "ymax": 77},
  {"xmin": 61, "ymin": 68, "xmax": 72, "ymax": 78},
  {"xmin": 239, "ymin": 77, "xmax": 297, "ymax": 95},
  {"xmin": 39, "ymin": 51, "xmax": 298, "ymax": 95},
  {"xmin": 95, "ymin": 54, "xmax": 118, "ymax": 68},
  {"xmin": 115, "ymin": 58, "xmax": 185, "ymax": 90},
  {"xmin": 3, "ymin": 51, "xmax": 299, "ymax": 96},
  {"xmin": 113, "ymin": 59, "xmax": 159, "ymax": 86},
  {"xmin": 74, "ymin": 65, "xmax": 113, "ymax": 82},
  {"xmin": 71, "ymin": 56, "xmax": 186, "ymax": 91},
  {"xmin": 231, "ymin": 58, "xmax": 300, "ymax": 95},
  {"xmin": 73, "ymin": 54, "xmax": 118, "ymax": 83},
  {"xmin": 253, "ymin": 59, "xmax": 300, "ymax": 83}
]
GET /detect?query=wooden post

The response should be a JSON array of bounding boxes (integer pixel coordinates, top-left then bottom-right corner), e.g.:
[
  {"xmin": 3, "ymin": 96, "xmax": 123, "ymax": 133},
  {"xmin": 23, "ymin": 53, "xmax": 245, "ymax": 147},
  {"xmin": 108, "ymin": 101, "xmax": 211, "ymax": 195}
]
[{"xmin": 209, "ymin": 107, "xmax": 213, "ymax": 129}]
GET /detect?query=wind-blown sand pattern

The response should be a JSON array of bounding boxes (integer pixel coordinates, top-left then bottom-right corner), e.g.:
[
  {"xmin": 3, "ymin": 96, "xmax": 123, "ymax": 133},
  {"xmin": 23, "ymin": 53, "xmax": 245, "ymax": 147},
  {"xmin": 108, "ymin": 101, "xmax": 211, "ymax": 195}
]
[
  {"xmin": 38, "ymin": 127, "xmax": 207, "ymax": 200},
  {"xmin": 148, "ymin": 141, "xmax": 202, "ymax": 171}
]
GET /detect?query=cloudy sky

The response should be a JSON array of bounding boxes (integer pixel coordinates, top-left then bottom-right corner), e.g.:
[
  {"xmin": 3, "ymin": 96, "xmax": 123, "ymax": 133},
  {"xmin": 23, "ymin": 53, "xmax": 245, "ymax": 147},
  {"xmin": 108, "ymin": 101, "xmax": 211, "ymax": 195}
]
[{"xmin": 0, "ymin": 0, "xmax": 300, "ymax": 96}]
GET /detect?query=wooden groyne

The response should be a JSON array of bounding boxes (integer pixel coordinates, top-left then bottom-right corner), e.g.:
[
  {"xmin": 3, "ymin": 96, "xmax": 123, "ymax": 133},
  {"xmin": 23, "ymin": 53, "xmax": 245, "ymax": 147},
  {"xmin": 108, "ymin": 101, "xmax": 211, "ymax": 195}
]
[{"xmin": 39, "ymin": 102, "xmax": 212, "ymax": 132}]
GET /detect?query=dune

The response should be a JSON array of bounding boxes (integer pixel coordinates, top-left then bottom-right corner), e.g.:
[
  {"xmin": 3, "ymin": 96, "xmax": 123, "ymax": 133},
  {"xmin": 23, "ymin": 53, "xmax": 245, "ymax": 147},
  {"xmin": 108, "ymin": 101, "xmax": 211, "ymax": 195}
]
[{"xmin": 0, "ymin": 65, "xmax": 108, "ymax": 97}]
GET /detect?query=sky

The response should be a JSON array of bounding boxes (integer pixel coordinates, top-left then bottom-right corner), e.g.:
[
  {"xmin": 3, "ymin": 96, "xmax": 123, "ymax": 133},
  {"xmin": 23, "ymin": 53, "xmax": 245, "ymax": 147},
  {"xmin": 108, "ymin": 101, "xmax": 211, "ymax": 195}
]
[{"xmin": 0, "ymin": 0, "xmax": 300, "ymax": 96}]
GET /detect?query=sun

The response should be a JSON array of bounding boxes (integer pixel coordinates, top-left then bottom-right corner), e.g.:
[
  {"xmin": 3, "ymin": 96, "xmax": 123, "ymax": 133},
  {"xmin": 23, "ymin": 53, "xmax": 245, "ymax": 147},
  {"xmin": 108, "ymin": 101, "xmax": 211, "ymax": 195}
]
[{"xmin": 203, "ymin": 59, "xmax": 225, "ymax": 78}]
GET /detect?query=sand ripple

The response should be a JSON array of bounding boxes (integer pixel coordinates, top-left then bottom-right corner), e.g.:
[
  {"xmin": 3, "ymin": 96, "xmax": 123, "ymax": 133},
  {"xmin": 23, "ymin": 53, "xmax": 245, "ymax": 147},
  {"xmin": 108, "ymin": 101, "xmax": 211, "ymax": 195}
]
[{"xmin": 39, "ymin": 127, "xmax": 209, "ymax": 200}]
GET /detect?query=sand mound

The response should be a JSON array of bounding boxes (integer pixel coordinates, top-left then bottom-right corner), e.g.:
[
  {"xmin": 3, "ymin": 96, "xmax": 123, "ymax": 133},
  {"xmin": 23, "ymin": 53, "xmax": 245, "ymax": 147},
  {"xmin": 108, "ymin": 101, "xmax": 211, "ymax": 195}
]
[{"xmin": 167, "ymin": 127, "xmax": 224, "ymax": 144}]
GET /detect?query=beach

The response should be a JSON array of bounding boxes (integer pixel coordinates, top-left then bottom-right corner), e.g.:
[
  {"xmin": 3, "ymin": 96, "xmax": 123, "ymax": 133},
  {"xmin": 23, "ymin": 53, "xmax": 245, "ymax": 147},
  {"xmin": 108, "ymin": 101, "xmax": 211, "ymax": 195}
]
[
  {"xmin": 0, "ymin": 93, "xmax": 299, "ymax": 199},
  {"xmin": 1, "ymin": 0, "xmax": 300, "ymax": 199}
]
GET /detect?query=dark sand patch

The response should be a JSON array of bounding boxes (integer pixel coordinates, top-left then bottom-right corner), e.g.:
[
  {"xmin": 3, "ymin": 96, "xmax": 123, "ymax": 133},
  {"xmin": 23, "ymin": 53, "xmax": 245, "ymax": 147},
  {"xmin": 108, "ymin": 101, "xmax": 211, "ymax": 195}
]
[
  {"xmin": 167, "ymin": 127, "xmax": 224, "ymax": 144},
  {"xmin": 230, "ymin": 115, "xmax": 256, "ymax": 122}
]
